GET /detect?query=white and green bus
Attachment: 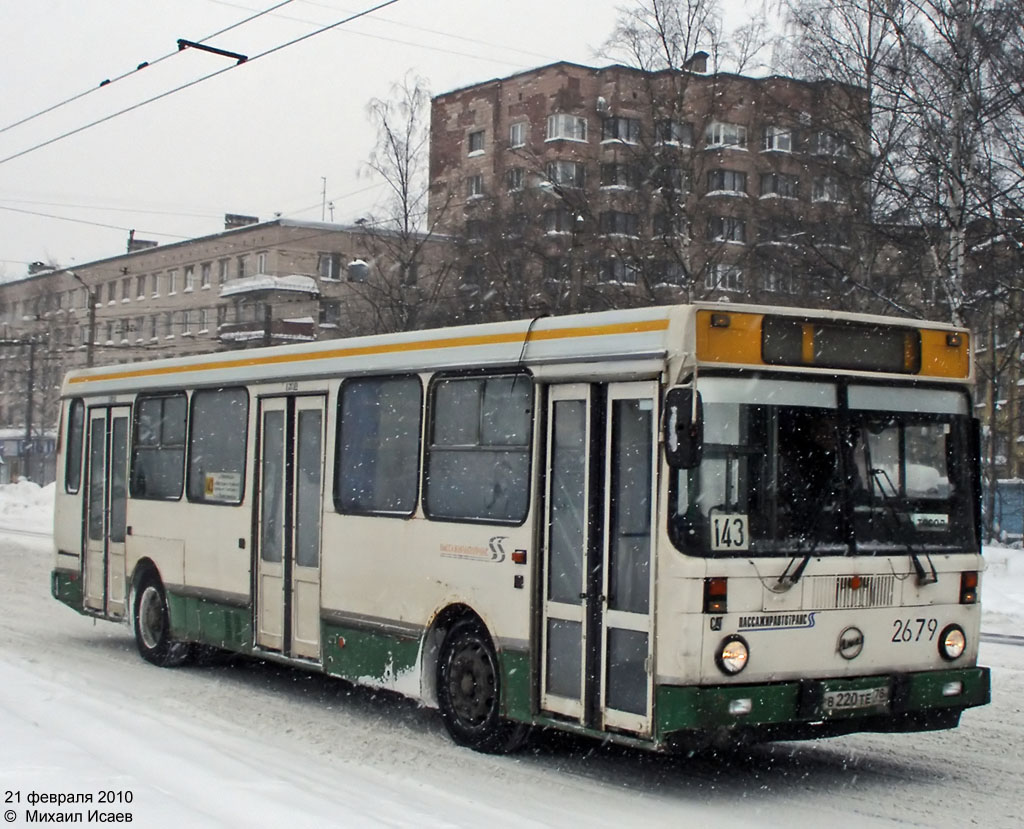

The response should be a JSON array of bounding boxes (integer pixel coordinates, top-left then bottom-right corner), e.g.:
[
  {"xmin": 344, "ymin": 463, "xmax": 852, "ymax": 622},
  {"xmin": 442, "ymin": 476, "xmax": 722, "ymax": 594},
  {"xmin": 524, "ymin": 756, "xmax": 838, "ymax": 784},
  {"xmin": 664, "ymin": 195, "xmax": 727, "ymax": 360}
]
[{"xmin": 51, "ymin": 303, "xmax": 990, "ymax": 753}]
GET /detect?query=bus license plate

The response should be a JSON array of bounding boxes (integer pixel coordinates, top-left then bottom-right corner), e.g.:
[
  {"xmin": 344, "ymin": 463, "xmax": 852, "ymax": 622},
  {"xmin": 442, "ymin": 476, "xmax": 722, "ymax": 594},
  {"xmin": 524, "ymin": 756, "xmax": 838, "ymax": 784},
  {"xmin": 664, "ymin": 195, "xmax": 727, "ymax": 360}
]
[{"xmin": 822, "ymin": 685, "xmax": 890, "ymax": 714}]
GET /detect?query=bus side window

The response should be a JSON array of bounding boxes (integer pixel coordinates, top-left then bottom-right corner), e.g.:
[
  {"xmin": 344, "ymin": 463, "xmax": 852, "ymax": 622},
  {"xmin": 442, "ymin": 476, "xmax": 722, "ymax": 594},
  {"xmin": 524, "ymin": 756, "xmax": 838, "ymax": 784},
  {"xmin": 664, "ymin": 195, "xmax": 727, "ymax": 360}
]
[
  {"xmin": 186, "ymin": 388, "xmax": 249, "ymax": 504},
  {"xmin": 424, "ymin": 374, "xmax": 533, "ymax": 524},
  {"xmin": 131, "ymin": 393, "xmax": 187, "ymax": 500},
  {"xmin": 335, "ymin": 375, "xmax": 422, "ymax": 516},
  {"xmin": 65, "ymin": 398, "xmax": 85, "ymax": 493}
]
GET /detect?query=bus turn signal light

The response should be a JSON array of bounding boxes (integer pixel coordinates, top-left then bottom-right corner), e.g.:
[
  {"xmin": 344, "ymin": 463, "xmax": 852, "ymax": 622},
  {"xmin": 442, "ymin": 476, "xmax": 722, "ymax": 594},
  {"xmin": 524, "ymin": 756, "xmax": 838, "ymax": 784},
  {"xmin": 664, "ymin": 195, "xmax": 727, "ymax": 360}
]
[
  {"xmin": 704, "ymin": 577, "xmax": 728, "ymax": 613},
  {"xmin": 960, "ymin": 571, "xmax": 978, "ymax": 604}
]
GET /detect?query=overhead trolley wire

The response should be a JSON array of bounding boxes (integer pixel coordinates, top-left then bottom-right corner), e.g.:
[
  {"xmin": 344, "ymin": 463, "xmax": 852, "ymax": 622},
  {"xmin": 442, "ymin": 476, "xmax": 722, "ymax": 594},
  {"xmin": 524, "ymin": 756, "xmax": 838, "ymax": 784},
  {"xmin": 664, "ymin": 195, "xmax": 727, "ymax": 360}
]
[
  {"xmin": 0, "ymin": 0, "xmax": 401, "ymax": 168},
  {"xmin": 0, "ymin": 0, "xmax": 297, "ymax": 138}
]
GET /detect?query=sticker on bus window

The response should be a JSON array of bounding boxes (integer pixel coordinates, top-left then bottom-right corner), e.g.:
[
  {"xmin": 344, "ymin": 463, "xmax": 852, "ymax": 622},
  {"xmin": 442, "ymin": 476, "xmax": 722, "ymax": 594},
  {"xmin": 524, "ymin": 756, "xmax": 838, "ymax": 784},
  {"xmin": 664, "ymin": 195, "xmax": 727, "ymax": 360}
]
[
  {"xmin": 205, "ymin": 472, "xmax": 242, "ymax": 502},
  {"xmin": 711, "ymin": 514, "xmax": 749, "ymax": 551}
]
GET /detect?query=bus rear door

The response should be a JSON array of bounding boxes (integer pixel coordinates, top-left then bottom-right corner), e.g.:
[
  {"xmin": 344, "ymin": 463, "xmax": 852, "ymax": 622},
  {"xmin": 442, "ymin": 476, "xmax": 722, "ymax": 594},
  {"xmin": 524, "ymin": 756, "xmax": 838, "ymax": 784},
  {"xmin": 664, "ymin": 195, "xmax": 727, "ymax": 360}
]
[{"xmin": 83, "ymin": 405, "xmax": 131, "ymax": 618}]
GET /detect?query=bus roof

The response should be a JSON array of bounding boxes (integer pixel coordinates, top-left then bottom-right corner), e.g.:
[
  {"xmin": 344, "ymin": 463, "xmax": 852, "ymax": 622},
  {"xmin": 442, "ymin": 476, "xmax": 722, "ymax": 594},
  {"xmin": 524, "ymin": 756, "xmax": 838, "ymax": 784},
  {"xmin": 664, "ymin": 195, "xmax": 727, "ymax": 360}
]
[{"xmin": 61, "ymin": 303, "xmax": 971, "ymax": 397}]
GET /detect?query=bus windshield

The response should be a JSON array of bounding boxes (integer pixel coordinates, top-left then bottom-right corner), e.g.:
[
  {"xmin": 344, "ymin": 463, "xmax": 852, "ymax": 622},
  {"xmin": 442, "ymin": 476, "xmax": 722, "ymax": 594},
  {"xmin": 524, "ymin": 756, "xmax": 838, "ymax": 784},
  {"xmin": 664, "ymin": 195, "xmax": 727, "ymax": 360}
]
[{"xmin": 668, "ymin": 377, "xmax": 978, "ymax": 557}]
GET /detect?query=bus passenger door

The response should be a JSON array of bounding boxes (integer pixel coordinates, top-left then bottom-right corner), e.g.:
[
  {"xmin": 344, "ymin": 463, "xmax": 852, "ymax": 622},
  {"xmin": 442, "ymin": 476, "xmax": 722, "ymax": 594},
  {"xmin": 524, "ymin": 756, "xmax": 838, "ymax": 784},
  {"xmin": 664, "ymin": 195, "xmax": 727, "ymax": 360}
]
[
  {"xmin": 540, "ymin": 382, "xmax": 656, "ymax": 735},
  {"xmin": 540, "ymin": 385, "xmax": 594, "ymax": 721},
  {"xmin": 83, "ymin": 406, "xmax": 130, "ymax": 617},
  {"xmin": 599, "ymin": 382, "xmax": 657, "ymax": 734},
  {"xmin": 255, "ymin": 395, "xmax": 326, "ymax": 661}
]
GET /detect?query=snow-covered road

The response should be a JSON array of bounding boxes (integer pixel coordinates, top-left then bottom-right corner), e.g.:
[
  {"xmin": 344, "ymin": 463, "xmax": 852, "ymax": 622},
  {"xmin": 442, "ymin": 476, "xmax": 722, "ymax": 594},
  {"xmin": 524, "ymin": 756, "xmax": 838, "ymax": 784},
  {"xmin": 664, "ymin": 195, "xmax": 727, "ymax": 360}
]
[{"xmin": 2, "ymin": 488, "xmax": 1023, "ymax": 827}]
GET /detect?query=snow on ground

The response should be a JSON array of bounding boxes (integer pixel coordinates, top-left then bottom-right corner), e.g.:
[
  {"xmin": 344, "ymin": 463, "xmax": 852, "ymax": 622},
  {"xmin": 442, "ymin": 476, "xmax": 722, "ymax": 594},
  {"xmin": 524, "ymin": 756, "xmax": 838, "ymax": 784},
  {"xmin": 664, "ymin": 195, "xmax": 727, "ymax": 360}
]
[{"xmin": 2, "ymin": 481, "xmax": 1023, "ymax": 828}]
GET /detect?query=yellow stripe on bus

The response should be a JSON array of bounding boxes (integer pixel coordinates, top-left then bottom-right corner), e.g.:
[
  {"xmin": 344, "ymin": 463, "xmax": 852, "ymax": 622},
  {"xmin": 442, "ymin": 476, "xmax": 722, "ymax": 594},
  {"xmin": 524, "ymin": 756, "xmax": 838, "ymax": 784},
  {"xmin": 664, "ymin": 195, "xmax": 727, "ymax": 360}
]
[{"xmin": 67, "ymin": 318, "xmax": 671, "ymax": 386}]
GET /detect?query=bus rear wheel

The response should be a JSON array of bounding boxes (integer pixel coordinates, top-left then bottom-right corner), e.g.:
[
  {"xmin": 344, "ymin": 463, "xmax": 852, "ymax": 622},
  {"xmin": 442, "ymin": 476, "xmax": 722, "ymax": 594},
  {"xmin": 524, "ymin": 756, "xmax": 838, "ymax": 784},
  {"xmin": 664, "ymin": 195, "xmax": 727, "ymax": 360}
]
[
  {"xmin": 133, "ymin": 573, "xmax": 193, "ymax": 667},
  {"xmin": 437, "ymin": 620, "xmax": 526, "ymax": 754}
]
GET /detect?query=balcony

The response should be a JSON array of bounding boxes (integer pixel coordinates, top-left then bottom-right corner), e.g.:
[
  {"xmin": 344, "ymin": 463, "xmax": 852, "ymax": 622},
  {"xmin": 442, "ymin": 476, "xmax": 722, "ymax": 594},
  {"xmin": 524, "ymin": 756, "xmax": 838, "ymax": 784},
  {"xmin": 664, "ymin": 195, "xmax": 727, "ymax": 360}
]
[
  {"xmin": 219, "ymin": 274, "xmax": 319, "ymax": 298},
  {"xmin": 218, "ymin": 317, "xmax": 316, "ymax": 346}
]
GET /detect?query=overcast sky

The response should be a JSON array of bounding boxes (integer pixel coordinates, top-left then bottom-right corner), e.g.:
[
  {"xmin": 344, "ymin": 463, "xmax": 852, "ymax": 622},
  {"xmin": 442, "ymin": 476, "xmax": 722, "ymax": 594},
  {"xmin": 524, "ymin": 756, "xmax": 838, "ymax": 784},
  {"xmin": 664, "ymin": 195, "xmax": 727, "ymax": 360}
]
[{"xmin": 0, "ymin": 0, "xmax": 759, "ymax": 278}]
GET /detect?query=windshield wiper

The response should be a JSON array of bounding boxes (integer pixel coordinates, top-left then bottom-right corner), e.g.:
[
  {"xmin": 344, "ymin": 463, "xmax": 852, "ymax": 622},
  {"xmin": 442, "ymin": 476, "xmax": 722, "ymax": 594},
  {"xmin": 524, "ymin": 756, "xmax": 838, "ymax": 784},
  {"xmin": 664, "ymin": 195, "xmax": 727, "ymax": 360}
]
[{"xmin": 868, "ymin": 467, "xmax": 938, "ymax": 586}]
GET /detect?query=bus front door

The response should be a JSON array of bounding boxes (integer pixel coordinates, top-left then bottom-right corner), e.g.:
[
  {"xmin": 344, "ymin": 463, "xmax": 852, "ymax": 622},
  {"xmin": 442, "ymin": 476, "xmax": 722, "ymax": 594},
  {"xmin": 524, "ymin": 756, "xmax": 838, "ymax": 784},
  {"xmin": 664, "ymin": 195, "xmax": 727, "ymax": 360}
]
[
  {"xmin": 541, "ymin": 382, "xmax": 657, "ymax": 735},
  {"xmin": 83, "ymin": 406, "xmax": 130, "ymax": 618},
  {"xmin": 255, "ymin": 395, "xmax": 326, "ymax": 661}
]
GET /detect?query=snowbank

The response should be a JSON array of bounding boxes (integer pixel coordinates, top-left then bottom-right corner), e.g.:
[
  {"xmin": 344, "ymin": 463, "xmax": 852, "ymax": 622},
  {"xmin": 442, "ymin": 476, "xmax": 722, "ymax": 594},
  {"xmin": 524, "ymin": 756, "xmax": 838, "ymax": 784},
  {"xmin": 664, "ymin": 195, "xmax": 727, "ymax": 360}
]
[{"xmin": 0, "ymin": 479, "xmax": 54, "ymax": 534}]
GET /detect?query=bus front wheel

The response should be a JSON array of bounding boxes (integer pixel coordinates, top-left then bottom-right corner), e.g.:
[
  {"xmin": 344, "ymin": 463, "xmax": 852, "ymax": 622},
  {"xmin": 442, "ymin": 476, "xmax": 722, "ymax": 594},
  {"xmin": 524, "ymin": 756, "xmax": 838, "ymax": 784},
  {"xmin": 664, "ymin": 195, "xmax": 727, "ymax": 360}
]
[
  {"xmin": 436, "ymin": 619, "xmax": 526, "ymax": 753},
  {"xmin": 133, "ymin": 573, "xmax": 193, "ymax": 667}
]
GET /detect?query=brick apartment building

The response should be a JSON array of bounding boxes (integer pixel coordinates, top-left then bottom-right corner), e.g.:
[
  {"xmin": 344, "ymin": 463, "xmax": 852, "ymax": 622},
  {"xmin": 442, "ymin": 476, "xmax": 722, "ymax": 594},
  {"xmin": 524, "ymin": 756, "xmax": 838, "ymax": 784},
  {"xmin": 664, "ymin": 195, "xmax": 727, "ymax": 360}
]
[
  {"xmin": 0, "ymin": 216, "xmax": 451, "ymax": 482},
  {"xmin": 428, "ymin": 57, "xmax": 871, "ymax": 317}
]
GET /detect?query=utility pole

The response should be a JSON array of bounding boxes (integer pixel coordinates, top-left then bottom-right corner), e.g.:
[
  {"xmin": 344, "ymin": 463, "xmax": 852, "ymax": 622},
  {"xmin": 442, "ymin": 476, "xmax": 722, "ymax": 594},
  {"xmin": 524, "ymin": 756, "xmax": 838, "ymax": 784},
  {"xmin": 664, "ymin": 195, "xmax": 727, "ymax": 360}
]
[
  {"xmin": 69, "ymin": 271, "xmax": 97, "ymax": 367},
  {"xmin": 23, "ymin": 340, "xmax": 36, "ymax": 481}
]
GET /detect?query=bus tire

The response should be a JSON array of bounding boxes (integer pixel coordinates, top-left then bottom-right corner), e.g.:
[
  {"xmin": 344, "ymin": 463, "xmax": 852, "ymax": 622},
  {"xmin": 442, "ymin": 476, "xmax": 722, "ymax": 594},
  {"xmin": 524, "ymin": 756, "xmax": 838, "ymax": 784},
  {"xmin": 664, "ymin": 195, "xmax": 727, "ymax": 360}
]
[
  {"xmin": 436, "ymin": 619, "xmax": 526, "ymax": 754},
  {"xmin": 133, "ymin": 573, "xmax": 193, "ymax": 668}
]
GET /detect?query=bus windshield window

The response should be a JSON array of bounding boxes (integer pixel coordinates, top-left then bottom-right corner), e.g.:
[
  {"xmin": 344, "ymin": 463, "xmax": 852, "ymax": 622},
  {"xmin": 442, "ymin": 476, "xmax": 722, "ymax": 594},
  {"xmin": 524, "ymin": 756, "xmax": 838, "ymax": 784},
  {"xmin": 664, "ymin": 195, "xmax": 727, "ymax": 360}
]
[{"xmin": 668, "ymin": 378, "xmax": 977, "ymax": 557}]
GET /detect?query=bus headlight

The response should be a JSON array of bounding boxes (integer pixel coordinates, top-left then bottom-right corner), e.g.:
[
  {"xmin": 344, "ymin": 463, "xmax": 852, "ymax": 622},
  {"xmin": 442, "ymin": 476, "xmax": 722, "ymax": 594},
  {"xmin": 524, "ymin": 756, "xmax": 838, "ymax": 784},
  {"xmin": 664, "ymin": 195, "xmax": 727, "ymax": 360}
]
[
  {"xmin": 716, "ymin": 635, "xmax": 749, "ymax": 675},
  {"xmin": 939, "ymin": 624, "xmax": 966, "ymax": 661}
]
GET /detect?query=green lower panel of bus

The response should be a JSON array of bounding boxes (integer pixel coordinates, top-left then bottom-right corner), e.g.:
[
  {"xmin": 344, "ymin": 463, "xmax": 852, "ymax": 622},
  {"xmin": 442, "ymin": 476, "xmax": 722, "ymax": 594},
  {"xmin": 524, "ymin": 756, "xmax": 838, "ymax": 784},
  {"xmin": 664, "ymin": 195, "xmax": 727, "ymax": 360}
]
[
  {"xmin": 51, "ymin": 570, "xmax": 83, "ymax": 608},
  {"xmin": 165, "ymin": 592, "xmax": 253, "ymax": 652},
  {"xmin": 655, "ymin": 666, "xmax": 991, "ymax": 744},
  {"xmin": 322, "ymin": 622, "xmax": 421, "ymax": 687}
]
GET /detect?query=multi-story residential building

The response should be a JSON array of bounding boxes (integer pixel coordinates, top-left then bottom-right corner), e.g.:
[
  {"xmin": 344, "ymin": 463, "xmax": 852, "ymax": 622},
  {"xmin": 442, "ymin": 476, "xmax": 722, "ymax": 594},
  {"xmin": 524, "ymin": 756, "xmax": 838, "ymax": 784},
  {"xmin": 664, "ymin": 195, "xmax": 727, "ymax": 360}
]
[
  {"xmin": 0, "ymin": 216, "xmax": 452, "ymax": 482},
  {"xmin": 428, "ymin": 57, "xmax": 871, "ymax": 317}
]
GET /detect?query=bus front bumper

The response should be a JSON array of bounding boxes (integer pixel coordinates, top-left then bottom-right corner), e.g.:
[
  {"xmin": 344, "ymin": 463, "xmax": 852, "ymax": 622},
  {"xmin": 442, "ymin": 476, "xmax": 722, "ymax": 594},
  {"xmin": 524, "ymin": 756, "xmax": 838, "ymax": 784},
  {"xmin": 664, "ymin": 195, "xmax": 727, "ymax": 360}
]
[{"xmin": 656, "ymin": 666, "xmax": 991, "ymax": 748}]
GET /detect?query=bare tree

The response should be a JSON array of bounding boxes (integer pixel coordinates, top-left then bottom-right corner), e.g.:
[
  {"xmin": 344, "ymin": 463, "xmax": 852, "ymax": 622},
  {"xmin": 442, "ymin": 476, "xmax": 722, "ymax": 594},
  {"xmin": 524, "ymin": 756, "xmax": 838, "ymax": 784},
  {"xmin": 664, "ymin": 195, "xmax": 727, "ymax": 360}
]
[{"xmin": 346, "ymin": 74, "xmax": 458, "ymax": 334}]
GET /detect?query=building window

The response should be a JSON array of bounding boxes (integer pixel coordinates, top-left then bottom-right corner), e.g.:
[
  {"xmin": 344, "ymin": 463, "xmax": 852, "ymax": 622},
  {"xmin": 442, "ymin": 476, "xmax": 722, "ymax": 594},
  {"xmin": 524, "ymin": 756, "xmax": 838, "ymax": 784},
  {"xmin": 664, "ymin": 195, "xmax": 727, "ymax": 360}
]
[
  {"xmin": 708, "ymin": 216, "xmax": 747, "ymax": 244},
  {"xmin": 148, "ymin": 315, "xmax": 158, "ymax": 340},
  {"xmin": 424, "ymin": 374, "xmax": 533, "ymax": 523},
  {"xmin": 705, "ymin": 121, "xmax": 747, "ymax": 149},
  {"xmin": 599, "ymin": 258, "xmax": 639, "ymax": 284},
  {"xmin": 167, "ymin": 269, "xmax": 178, "ymax": 295},
  {"xmin": 653, "ymin": 212, "xmax": 688, "ymax": 238},
  {"xmin": 131, "ymin": 393, "xmax": 187, "ymax": 500},
  {"xmin": 599, "ymin": 162, "xmax": 639, "ymax": 188},
  {"xmin": 651, "ymin": 259, "xmax": 686, "ymax": 286},
  {"xmin": 599, "ymin": 211, "xmax": 639, "ymax": 237},
  {"xmin": 707, "ymin": 169, "xmax": 748, "ymax": 195},
  {"xmin": 466, "ymin": 174, "xmax": 484, "ymax": 198},
  {"xmin": 186, "ymin": 388, "xmax": 248, "ymax": 504},
  {"xmin": 759, "ymin": 216, "xmax": 806, "ymax": 246},
  {"xmin": 812, "ymin": 175, "xmax": 846, "ymax": 203},
  {"xmin": 763, "ymin": 269, "xmax": 800, "ymax": 294},
  {"xmin": 544, "ymin": 208, "xmax": 574, "ymax": 234},
  {"xmin": 652, "ymin": 165, "xmax": 690, "ymax": 193},
  {"xmin": 509, "ymin": 121, "xmax": 527, "ymax": 148},
  {"xmin": 318, "ymin": 252, "xmax": 343, "ymax": 280},
  {"xmin": 763, "ymin": 126, "xmax": 793, "ymax": 152},
  {"xmin": 151, "ymin": 273, "xmax": 160, "ymax": 297},
  {"xmin": 546, "ymin": 160, "xmax": 586, "ymax": 188},
  {"xmin": 164, "ymin": 311, "xmax": 175, "ymax": 337},
  {"xmin": 319, "ymin": 300, "xmax": 341, "ymax": 327},
  {"xmin": 707, "ymin": 264, "xmax": 744, "ymax": 291},
  {"xmin": 218, "ymin": 259, "xmax": 230, "ymax": 284},
  {"xmin": 183, "ymin": 309, "xmax": 194, "ymax": 336},
  {"xmin": 814, "ymin": 131, "xmax": 848, "ymax": 156},
  {"xmin": 467, "ymin": 129, "xmax": 485, "ymax": 155},
  {"xmin": 506, "ymin": 166, "xmax": 525, "ymax": 192},
  {"xmin": 760, "ymin": 172, "xmax": 799, "ymax": 199},
  {"xmin": 546, "ymin": 113, "xmax": 588, "ymax": 142},
  {"xmin": 184, "ymin": 265, "xmax": 195, "ymax": 292},
  {"xmin": 543, "ymin": 257, "xmax": 569, "ymax": 283},
  {"xmin": 107, "ymin": 281, "xmax": 117, "ymax": 304},
  {"xmin": 237, "ymin": 256, "xmax": 248, "ymax": 279},
  {"xmin": 136, "ymin": 275, "xmax": 146, "ymax": 299},
  {"xmin": 198, "ymin": 308, "xmax": 208, "ymax": 333},
  {"xmin": 256, "ymin": 252, "xmax": 268, "ymax": 274},
  {"xmin": 336, "ymin": 376, "xmax": 422, "ymax": 516},
  {"xmin": 601, "ymin": 116, "xmax": 641, "ymax": 143},
  {"xmin": 347, "ymin": 259, "xmax": 370, "ymax": 282},
  {"xmin": 655, "ymin": 120, "xmax": 692, "ymax": 146},
  {"xmin": 201, "ymin": 263, "xmax": 212, "ymax": 289}
]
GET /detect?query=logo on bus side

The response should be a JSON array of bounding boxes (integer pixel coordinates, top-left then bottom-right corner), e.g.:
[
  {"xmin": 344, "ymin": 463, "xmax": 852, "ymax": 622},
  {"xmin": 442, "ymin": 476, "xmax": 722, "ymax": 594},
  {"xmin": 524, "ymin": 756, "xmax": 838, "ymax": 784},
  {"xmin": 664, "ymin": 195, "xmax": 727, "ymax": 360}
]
[
  {"xmin": 736, "ymin": 612, "xmax": 817, "ymax": 632},
  {"xmin": 439, "ymin": 536, "xmax": 507, "ymax": 562}
]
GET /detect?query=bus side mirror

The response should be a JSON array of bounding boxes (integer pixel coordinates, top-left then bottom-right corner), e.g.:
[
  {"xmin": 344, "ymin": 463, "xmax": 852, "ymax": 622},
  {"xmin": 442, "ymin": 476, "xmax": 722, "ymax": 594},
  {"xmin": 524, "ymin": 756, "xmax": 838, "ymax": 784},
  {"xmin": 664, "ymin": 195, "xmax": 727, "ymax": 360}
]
[{"xmin": 664, "ymin": 387, "xmax": 703, "ymax": 469}]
